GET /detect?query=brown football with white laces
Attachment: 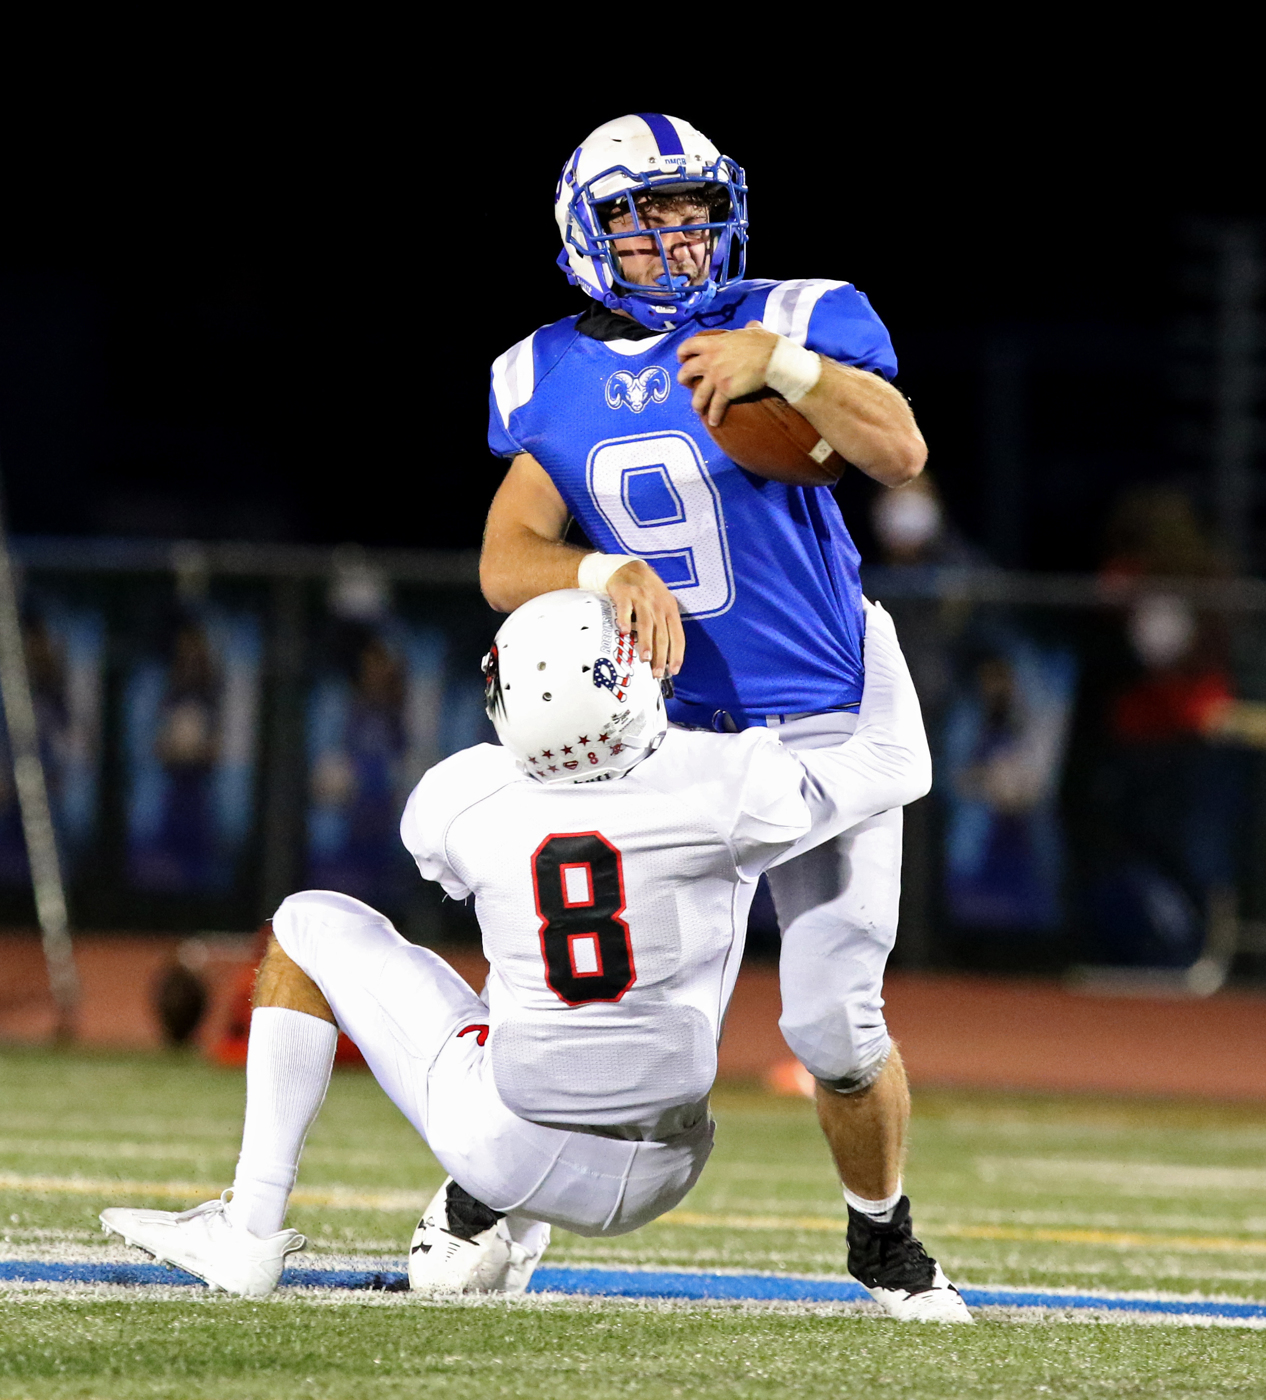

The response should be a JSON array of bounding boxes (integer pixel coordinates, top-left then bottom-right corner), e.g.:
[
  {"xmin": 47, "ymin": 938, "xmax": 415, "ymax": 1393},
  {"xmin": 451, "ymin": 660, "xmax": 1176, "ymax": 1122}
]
[{"xmin": 689, "ymin": 329, "xmax": 845, "ymax": 487}]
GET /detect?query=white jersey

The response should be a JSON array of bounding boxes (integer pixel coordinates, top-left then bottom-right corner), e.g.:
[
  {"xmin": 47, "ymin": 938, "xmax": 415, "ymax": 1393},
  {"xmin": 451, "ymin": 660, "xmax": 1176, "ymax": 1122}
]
[{"xmin": 400, "ymin": 602, "xmax": 928, "ymax": 1138}]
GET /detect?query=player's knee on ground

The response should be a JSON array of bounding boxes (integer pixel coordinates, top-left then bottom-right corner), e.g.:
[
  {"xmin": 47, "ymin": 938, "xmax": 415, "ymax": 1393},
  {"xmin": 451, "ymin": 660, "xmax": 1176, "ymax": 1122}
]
[{"xmin": 253, "ymin": 932, "xmax": 337, "ymax": 1024}]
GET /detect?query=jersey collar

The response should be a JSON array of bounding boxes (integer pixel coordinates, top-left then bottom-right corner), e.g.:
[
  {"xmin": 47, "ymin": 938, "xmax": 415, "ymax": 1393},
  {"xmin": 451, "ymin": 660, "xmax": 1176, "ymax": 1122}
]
[{"xmin": 576, "ymin": 304, "xmax": 664, "ymax": 342}]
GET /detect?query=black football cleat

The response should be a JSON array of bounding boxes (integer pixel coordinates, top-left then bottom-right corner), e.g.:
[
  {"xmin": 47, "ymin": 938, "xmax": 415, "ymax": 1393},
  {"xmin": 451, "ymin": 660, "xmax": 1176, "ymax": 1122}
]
[{"xmin": 847, "ymin": 1196, "xmax": 973, "ymax": 1322}]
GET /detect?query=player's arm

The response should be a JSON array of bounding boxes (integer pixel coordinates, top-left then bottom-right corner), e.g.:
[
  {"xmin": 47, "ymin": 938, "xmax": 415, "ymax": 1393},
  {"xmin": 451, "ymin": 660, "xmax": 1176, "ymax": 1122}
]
[
  {"xmin": 676, "ymin": 324, "xmax": 926, "ymax": 487},
  {"xmin": 480, "ymin": 452, "xmax": 686, "ymax": 677}
]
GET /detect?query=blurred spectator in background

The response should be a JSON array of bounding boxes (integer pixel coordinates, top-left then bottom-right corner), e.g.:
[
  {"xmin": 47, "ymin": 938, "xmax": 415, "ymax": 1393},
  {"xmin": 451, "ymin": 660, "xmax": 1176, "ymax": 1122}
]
[
  {"xmin": 869, "ymin": 473, "xmax": 995, "ymax": 967},
  {"xmin": 126, "ymin": 607, "xmax": 260, "ymax": 896},
  {"xmin": 1086, "ymin": 487, "xmax": 1255, "ymax": 968},
  {"xmin": 152, "ymin": 620, "xmax": 222, "ymax": 889},
  {"xmin": 308, "ymin": 624, "xmax": 409, "ymax": 904},
  {"xmin": 942, "ymin": 636, "xmax": 1077, "ymax": 955},
  {"xmin": 870, "ymin": 472, "xmax": 986, "ymax": 718},
  {"xmin": 871, "ymin": 472, "xmax": 979, "ymax": 573}
]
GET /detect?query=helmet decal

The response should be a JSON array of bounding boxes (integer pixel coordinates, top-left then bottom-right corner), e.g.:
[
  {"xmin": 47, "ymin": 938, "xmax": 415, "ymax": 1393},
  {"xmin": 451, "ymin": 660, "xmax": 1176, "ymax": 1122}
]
[
  {"xmin": 481, "ymin": 644, "xmax": 505, "ymax": 720},
  {"xmin": 592, "ymin": 656, "xmax": 628, "ymax": 699},
  {"xmin": 635, "ymin": 111, "xmax": 685, "ymax": 156}
]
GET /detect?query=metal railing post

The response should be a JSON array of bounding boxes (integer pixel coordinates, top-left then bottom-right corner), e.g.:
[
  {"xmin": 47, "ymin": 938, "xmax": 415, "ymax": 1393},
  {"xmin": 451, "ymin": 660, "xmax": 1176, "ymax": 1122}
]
[{"xmin": 0, "ymin": 475, "xmax": 78, "ymax": 1034}]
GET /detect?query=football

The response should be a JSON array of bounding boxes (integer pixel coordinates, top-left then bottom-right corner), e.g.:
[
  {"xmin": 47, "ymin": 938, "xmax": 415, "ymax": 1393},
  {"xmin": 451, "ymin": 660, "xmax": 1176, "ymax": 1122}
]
[{"xmin": 689, "ymin": 330, "xmax": 846, "ymax": 487}]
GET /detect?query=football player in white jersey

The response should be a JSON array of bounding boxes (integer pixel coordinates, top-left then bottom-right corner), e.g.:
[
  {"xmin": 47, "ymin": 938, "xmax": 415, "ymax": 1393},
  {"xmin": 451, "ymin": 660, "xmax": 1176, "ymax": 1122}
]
[{"xmin": 100, "ymin": 592, "xmax": 970, "ymax": 1321}]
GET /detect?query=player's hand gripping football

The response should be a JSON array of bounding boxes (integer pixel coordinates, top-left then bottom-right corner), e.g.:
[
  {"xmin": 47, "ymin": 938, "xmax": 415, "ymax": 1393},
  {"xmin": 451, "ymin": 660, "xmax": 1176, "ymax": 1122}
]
[
  {"xmin": 606, "ymin": 558, "xmax": 685, "ymax": 679},
  {"xmin": 676, "ymin": 321, "xmax": 778, "ymax": 426}
]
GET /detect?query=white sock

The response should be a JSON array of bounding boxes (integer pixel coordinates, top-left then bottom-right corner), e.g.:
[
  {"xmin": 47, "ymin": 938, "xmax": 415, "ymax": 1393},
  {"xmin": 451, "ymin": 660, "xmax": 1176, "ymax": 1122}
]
[
  {"xmin": 227, "ymin": 1007, "xmax": 338, "ymax": 1237},
  {"xmin": 842, "ymin": 1181, "xmax": 904, "ymax": 1224}
]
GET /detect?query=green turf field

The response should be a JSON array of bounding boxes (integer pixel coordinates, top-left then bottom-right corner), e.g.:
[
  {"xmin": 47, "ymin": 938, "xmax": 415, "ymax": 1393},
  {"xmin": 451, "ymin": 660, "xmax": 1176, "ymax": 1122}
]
[{"xmin": 3, "ymin": 1046, "xmax": 1266, "ymax": 1398}]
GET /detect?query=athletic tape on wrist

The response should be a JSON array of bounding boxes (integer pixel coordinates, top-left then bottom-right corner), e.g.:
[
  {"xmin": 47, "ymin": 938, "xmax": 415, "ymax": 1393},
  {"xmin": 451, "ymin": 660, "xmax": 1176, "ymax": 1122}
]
[
  {"xmin": 577, "ymin": 552, "xmax": 635, "ymax": 595},
  {"xmin": 765, "ymin": 335, "xmax": 822, "ymax": 404}
]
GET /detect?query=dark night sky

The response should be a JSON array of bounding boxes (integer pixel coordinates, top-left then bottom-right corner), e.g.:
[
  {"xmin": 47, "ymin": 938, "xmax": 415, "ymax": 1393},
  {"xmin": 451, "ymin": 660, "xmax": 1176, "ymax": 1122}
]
[{"xmin": 1, "ymin": 66, "xmax": 1260, "ymax": 571}]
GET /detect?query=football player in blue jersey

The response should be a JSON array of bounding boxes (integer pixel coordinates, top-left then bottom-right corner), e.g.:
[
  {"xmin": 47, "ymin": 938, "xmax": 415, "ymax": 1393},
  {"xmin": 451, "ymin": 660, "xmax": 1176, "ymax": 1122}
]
[{"xmin": 479, "ymin": 113, "xmax": 962, "ymax": 1317}]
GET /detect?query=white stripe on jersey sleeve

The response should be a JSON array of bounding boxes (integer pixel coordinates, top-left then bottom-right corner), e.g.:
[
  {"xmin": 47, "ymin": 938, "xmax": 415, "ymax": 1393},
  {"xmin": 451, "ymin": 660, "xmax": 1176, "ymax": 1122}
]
[
  {"xmin": 491, "ymin": 331, "xmax": 538, "ymax": 432},
  {"xmin": 761, "ymin": 279, "xmax": 848, "ymax": 347}
]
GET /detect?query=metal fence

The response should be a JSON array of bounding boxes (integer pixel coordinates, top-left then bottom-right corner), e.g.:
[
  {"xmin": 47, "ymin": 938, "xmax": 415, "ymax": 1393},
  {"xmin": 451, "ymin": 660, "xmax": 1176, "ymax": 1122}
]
[
  {"xmin": 5, "ymin": 540, "xmax": 1266, "ymax": 985},
  {"xmin": 862, "ymin": 563, "xmax": 1266, "ymax": 988},
  {"xmin": 2, "ymin": 539, "xmax": 492, "ymax": 943}
]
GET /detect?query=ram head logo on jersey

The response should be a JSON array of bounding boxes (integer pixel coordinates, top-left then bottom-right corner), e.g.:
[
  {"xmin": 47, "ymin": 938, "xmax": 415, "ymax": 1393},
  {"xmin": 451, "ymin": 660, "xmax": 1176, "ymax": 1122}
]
[{"xmin": 604, "ymin": 365, "xmax": 670, "ymax": 413}]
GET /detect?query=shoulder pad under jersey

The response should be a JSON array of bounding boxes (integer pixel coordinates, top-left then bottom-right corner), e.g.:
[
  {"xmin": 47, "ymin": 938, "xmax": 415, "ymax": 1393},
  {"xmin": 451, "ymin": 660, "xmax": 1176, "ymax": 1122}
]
[
  {"xmin": 401, "ymin": 744, "xmax": 522, "ymax": 893},
  {"xmin": 488, "ymin": 316, "xmax": 583, "ymax": 456},
  {"xmin": 761, "ymin": 278, "xmax": 897, "ymax": 379}
]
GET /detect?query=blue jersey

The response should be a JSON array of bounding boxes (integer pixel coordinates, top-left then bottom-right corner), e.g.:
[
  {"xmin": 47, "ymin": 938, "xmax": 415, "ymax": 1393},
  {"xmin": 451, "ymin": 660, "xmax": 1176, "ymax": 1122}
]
[{"xmin": 487, "ymin": 278, "xmax": 898, "ymax": 728}]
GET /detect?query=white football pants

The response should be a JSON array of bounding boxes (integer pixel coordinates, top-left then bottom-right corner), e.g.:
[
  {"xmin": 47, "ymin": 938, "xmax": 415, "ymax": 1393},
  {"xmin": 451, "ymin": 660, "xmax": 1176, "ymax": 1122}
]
[
  {"xmin": 765, "ymin": 712, "xmax": 901, "ymax": 1092},
  {"xmin": 272, "ymin": 890, "xmax": 713, "ymax": 1237}
]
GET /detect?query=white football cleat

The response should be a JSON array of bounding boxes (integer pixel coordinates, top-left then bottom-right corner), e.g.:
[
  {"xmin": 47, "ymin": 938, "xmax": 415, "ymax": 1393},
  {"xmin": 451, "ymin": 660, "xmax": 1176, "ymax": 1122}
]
[
  {"xmin": 868, "ymin": 1261, "xmax": 974, "ymax": 1323},
  {"xmin": 847, "ymin": 1196, "xmax": 973, "ymax": 1324},
  {"xmin": 100, "ymin": 1193, "xmax": 305, "ymax": 1298},
  {"xmin": 408, "ymin": 1178, "xmax": 550, "ymax": 1295}
]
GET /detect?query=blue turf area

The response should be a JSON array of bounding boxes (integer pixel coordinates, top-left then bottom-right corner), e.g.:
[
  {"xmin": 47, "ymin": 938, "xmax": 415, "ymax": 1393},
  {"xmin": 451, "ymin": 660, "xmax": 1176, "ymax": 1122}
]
[{"xmin": 4, "ymin": 1260, "xmax": 1266, "ymax": 1321}]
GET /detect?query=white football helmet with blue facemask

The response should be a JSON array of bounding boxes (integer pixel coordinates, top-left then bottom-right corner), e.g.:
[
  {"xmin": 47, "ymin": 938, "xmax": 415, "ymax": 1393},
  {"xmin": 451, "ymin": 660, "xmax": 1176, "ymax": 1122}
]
[{"xmin": 555, "ymin": 113, "xmax": 748, "ymax": 333}]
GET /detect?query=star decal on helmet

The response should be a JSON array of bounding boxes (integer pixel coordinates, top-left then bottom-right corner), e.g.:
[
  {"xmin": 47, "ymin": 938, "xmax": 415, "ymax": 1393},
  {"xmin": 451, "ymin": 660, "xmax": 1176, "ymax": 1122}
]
[
  {"xmin": 542, "ymin": 749, "xmax": 553, "ymax": 759},
  {"xmin": 562, "ymin": 745, "xmax": 573, "ymax": 754},
  {"xmin": 578, "ymin": 735, "xmax": 589, "ymax": 745}
]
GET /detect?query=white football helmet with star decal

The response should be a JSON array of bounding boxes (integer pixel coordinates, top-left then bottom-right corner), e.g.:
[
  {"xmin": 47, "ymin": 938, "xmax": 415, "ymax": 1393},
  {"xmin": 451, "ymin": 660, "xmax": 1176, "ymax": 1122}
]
[{"xmin": 482, "ymin": 590, "xmax": 668, "ymax": 785}]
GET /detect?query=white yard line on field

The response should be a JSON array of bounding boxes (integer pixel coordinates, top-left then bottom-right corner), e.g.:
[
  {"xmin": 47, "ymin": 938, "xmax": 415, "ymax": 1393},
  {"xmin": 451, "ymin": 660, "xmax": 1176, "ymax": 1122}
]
[
  {"xmin": 0, "ymin": 1173, "xmax": 428, "ymax": 1213},
  {"xmin": 6, "ymin": 1171, "xmax": 1266, "ymax": 1256},
  {"xmin": 0, "ymin": 1138, "xmax": 414, "ymax": 1170},
  {"xmin": 976, "ymin": 1157, "xmax": 1266, "ymax": 1192},
  {"xmin": 661, "ymin": 1210, "xmax": 1266, "ymax": 1255}
]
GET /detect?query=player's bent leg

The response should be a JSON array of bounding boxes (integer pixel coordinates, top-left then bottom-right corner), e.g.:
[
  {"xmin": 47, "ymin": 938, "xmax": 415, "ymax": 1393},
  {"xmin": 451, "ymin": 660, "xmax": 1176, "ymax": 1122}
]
[
  {"xmin": 103, "ymin": 892, "xmax": 500, "ymax": 1298},
  {"xmin": 253, "ymin": 934, "xmax": 337, "ymax": 1022},
  {"xmin": 770, "ymin": 811, "xmax": 970, "ymax": 1321},
  {"xmin": 423, "ymin": 1026, "xmax": 715, "ymax": 1241},
  {"xmin": 271, "ymin": 890, "xmax": 488, "ymax": 1135},
  {"xmin": 409, "ymin": 1054, "xmax": 712, "ymax": 1292},
  {"xmin": 815, "ymin": 1046, "xmax": 908, "ymax": 1201},
  {"xmin": 99, "ymin": 922, "xmax": 341, "ymax": 1296},
  {"xmin": 771, "ymin": 810, "xmax": 903, "ymax": 1094},
  {"xmin": 274, "ymin": 891, "xmax": 712, "ymax": 1290}
]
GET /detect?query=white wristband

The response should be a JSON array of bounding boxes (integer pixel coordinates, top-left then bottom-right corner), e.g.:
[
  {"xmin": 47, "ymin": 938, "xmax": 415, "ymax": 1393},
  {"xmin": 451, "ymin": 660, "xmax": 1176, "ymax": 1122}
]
[
  {"xmin": 765, "ymin": 335, "xmax": 822, "ymax": 404},
  {"xmin": 577, "ymin": 552, "xmax": 635, "ymax": 595}
]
